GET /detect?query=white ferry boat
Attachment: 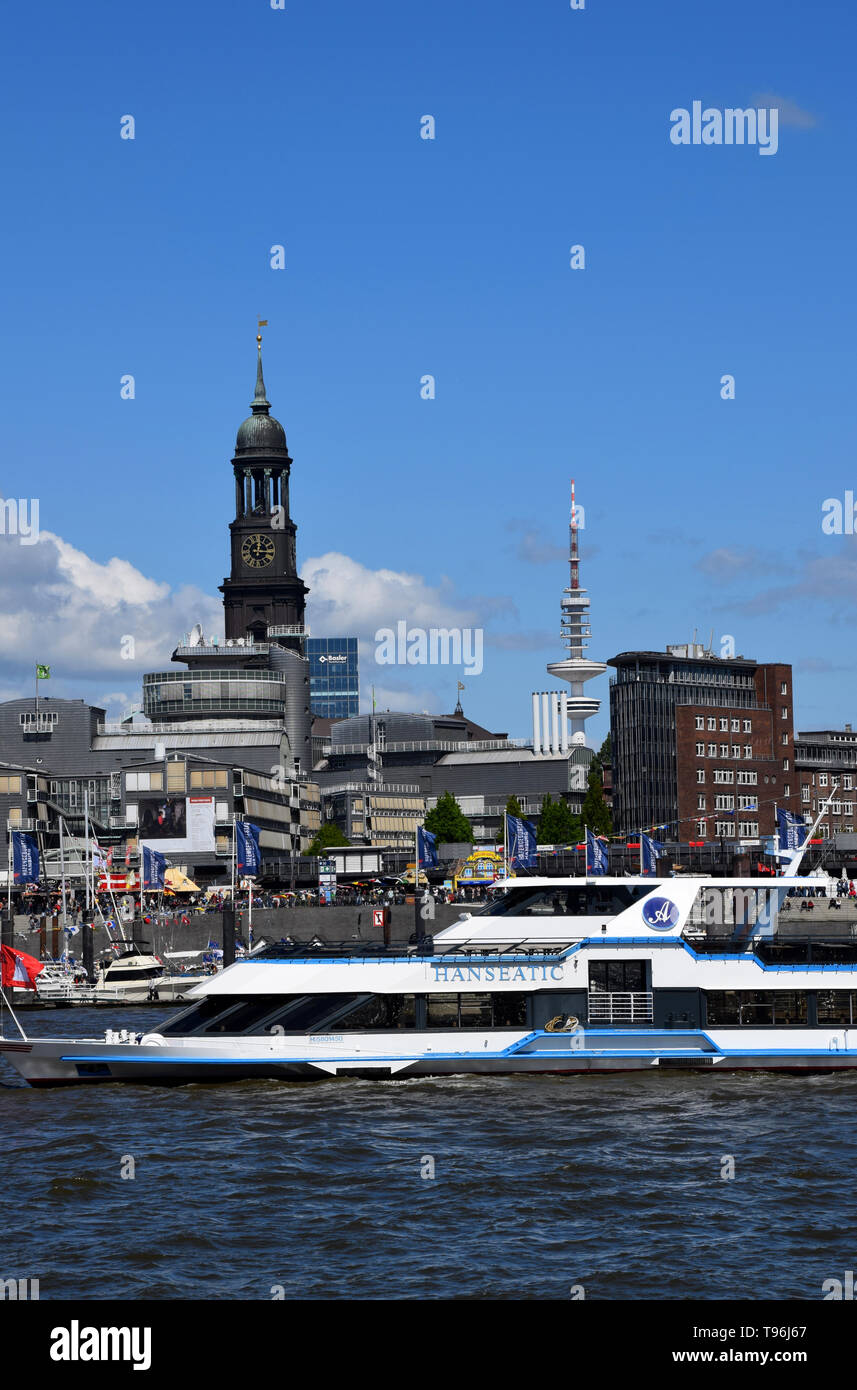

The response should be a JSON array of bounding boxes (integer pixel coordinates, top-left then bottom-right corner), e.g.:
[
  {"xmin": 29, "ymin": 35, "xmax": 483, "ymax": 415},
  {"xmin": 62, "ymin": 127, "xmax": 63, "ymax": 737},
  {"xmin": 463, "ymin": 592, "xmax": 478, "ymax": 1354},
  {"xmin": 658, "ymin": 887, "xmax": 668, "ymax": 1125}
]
[{"xmin": 4, "ymin": 871, "xmax": 857, "ymax": 1085}]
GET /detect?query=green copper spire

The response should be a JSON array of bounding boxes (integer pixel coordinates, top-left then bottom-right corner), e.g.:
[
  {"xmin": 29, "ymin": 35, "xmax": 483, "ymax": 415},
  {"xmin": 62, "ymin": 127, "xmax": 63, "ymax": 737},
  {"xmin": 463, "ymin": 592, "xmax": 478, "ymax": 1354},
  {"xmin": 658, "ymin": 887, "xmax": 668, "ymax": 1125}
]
[{"xmin": 252, "ymin": 333, "xmax": 271, "ymax": 413}]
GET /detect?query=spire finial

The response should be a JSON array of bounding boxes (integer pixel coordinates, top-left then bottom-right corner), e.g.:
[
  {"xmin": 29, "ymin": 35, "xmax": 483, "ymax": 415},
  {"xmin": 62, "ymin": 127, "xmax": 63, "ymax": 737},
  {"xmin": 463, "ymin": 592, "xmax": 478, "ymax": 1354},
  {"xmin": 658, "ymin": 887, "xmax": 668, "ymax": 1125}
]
[{"xmin": 252, "ymin": 324, "xmax": 270, "ymax": 413}]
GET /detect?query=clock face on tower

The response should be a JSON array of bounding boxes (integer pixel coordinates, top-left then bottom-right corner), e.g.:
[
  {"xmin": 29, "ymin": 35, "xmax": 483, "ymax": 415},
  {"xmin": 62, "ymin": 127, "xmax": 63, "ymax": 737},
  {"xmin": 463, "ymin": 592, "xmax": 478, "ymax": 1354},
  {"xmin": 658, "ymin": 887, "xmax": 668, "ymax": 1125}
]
[{"xmin": 241, "ymin": 533, "xmax": 275, "ymax": 569}]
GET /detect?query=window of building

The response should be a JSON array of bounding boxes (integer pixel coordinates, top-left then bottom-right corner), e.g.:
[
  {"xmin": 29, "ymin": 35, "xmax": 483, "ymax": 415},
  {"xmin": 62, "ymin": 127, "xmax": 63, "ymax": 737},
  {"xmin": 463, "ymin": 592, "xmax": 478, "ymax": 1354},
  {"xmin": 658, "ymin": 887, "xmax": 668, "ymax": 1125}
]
[
  {"xmin": 781, "ymin": 707, "xmax": 789, "ymax": 720},
  {"xmin": 845, "ymin": 776, "xmax": 853, "ymax": 792},
  {"xmin": 695, "ymin": 716, "xmax": 704, "ymax": 730},
  {"xmin": 715, "ymin": 822, "xmax": 735, "ymax": 837},
  {"xmin": 707, "ymin": 718, "xmax": 716, "ymax": 731},
  {"xmin": 783, "ymin": 784, "xmax": 790, "ymax": 798},
  {"xmin": 743, "ymin": 720, "xmax": 752, "ymax": 733},
  {"xmin": 708, "ymin": 743, "xmax": 717, "ymax": 756},
  {"xmin": 697, "ymin": 770, "xmax": 706, "ymax": 783},
  {"xmin": 715, "ymin": 795, "xmax": 734, "ymax": 810},
  {"xmin": 731, "ymin": 745, "xmax": 740, "ymax": 759},
  {"xmin": 783, "ymin": 759, "xmax": 789, "ymax": 772},
  {"xmin": 719, "ymin": 744, "xmax": 729, "ymax": 757},
  {"xmin": 781, "ymin": 733, "xmax": 789, "ymax": 746},
  {"xmin": 167, "ymin": 761, "xmax": 186, "ymax": 793},
  {"xmin": 696, "ymin": 820, "xmax": 707, "ymax": 837},
  {"xmin": 696, "ymin": 742, "xmax": 705, "ymax": 756},
  {"xmin": 780, "ymin": 683, "xmax": 788, "ymax": 696},
  {"xmin": 738, "ymin": 822, "xmax": 759, "ymax": 837},
  {"xmin": 742, "ymin": 745, "xmax": 751, "ymax": 759},
  {"xmin": 7, "ymin": 807, "xmax": 22, "ymax": 827},
  {"xmin": 801, "ymin": 786, "xmax": 810, "ymax": 802},
  {"xmin": 0, "ymin": 776, "xmax": 22, "ymax": 794},
  {"xmin": 697, "ymin": 795, "xmax": 706, "ymax": 810},
  {"xmin": 731, "ymin": 719, "xmax": 740, "ymax": 733},
  {"xmin": 189, "ymin": 769, "xmax": 229, "ymax": 789},
  {"xmin": 125, "ymin": 771, "xmax": 164, "ymax": 793},
  {"xmin": 720, "ymin": 718, "xmax": 728, "ymax": 732}
]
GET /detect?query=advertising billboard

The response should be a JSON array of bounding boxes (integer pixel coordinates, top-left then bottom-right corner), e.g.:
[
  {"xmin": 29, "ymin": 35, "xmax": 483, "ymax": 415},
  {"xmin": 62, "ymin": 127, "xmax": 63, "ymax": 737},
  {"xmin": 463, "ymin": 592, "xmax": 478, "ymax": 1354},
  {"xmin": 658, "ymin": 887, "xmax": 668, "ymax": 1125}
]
[{"xmin": 138, "ymin": 796, "xmax": 216, "ymax": 854}]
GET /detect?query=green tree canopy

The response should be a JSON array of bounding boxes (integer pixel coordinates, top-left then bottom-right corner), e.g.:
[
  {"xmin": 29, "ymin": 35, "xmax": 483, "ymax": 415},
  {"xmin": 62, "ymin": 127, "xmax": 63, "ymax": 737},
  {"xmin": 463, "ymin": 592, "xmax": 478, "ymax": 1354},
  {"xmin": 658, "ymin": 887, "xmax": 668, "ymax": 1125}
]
[
  {"xmin": 538, "ymin": 794, "xmax": 582, "ymax": 846},
  {"xmin": 424, "ymin": 790, "xmax": 473, "ymax": 845},
  {"xmin": 581, "ymin": 761, "xmax": 612, "ymax": 836},
  {"xmin": 308, "ymin": 822, "xmax": 351, "ymax": 854},
  {"xmin": 504, "ymin": 795, "xmax": 523, "ymax": 819}
]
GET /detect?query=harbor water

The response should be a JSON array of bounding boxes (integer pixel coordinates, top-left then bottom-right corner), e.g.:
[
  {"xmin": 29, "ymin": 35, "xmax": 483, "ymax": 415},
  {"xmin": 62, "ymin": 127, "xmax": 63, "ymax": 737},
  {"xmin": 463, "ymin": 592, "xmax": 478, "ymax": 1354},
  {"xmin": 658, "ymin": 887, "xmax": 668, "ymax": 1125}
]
[{"xmin": 2, "ymin": 1004, "xmax": 855, "ymax": 1301}]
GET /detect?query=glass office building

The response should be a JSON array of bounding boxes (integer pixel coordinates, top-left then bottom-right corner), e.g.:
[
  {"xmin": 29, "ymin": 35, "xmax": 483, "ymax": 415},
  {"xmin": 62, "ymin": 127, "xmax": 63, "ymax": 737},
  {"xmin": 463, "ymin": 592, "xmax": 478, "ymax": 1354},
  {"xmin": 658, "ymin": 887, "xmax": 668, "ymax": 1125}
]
[{"xmin": 307, "ymin": 637, "xmax": 359, "ymax": 719}]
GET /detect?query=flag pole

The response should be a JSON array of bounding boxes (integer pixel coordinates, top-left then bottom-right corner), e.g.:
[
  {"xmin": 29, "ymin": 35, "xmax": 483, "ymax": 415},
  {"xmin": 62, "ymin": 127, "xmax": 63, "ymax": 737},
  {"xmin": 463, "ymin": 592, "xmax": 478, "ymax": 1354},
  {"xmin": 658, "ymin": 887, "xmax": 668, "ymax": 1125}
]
[
  {"xmin": 84, "ymin": 789, "xmax": 90, "ymax": 914},
  {"xmin": 59, "ymin": 816, "xmax": 67, "ymax": 934},
  {"xmin": 231, "ymin": 814, "xmax": 236, "ymax": 904},
  {"xmin": 640, "ymin": 827, "xmax": 644, "ymax": 877},
  {"xmin": 7, "ymin": 823, "xmax": 12, "ymax": 914}
]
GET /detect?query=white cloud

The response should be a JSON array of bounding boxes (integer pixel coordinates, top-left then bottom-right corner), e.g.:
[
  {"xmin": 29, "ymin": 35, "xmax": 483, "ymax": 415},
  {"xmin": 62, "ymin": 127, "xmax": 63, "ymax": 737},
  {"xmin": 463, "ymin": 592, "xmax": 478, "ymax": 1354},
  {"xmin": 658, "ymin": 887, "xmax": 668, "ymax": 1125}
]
[{"xmin": 0, "ymin": 526, "xmax": 222, "ymax": 685}]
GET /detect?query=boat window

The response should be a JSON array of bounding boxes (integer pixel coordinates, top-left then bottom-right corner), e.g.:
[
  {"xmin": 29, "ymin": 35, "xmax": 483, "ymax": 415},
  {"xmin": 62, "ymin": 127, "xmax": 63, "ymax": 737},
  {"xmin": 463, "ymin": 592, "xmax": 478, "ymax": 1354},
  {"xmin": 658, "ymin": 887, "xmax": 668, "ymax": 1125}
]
[
  {"xmin": 426, "ymin": 993, "xmax": 460, "ymax": 1028},
  {"xmin": 161, "ymin": 996, "xmax": 239, "ymax": 1034},
  {"xmin": 817, "ymin": 992, "xmax": 856, "ymax": 1025},
  {"xmin": 705, "ymin": 990, "xmax": 807, "ymax": 1026},
  {"xmin": 425, "ymin": 992, "xmax": 529, "ymax": 1028},
  {"xmin": 477, "ymin": 885, "xmax": 657, "ymax": 918},
  {"xmin": 589, "ymin": 961, "xmax": 646, "ymax": 992},
  {"xmin": 335, "ymin": 995, "xmax": 416, "ymax": 1030},
  {"xmin": 459, "ymin": 993, "xmax": 493, "ymax": 1028}
]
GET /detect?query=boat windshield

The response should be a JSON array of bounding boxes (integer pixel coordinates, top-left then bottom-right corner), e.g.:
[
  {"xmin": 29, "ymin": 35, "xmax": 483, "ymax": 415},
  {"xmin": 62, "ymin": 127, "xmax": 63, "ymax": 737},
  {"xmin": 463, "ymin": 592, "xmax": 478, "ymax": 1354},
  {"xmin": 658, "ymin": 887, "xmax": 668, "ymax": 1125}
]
[{"xmin": 475, "ymin": 885, "xmax": 659, "ymax": 918}]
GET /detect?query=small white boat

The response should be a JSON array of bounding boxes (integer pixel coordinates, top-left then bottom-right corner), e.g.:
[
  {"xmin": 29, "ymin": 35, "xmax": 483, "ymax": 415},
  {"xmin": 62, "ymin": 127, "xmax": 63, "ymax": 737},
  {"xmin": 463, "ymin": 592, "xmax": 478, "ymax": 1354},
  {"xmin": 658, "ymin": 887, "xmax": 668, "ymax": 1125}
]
[{"xmin": 93, "ymin": 943, "xmax": 209, "ymax": 1004}]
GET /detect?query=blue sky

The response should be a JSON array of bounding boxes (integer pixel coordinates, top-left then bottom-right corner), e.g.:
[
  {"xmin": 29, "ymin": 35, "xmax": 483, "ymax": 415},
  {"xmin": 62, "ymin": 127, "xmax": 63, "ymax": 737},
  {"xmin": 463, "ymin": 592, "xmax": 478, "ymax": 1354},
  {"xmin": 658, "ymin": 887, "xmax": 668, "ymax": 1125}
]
[{"xmin": 1, "ymin": 0, "xmax": 855, "ymax": 745}]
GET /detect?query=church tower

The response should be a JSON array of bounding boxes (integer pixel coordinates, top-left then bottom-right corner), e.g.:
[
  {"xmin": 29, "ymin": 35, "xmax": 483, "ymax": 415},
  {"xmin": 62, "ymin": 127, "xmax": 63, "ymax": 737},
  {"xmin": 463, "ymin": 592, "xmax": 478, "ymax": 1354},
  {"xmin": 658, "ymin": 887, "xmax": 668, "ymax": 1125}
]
[{"xmin": 220, "ymin": 334, "xmax": 308, "ymax": 650}]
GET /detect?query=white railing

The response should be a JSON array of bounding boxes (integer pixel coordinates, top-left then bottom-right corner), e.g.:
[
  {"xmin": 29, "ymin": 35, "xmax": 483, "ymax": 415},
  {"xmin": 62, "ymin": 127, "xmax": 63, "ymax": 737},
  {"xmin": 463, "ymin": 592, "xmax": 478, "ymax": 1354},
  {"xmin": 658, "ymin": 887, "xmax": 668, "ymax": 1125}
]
[
  {"xmin": 587, "ymin": 991, "xmax": 654, "ymax": 1024},
  {"xmin": 327, "ymin": 739, "xmax": 529, "ymax": 755}
]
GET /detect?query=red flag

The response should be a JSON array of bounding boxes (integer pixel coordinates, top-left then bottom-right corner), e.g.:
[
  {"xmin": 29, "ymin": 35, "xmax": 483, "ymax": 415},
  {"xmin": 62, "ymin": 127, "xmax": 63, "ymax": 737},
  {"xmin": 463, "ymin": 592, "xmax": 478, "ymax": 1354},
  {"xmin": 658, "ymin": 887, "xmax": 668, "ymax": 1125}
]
[
  {"xmin": 106, "ymin": 848, "xmax": 113, "ymax": 868},
  {"xmin": 1, "ymin": 945, "xmax": 45, "ymax": 990},
  {"xmin": 125, "ymin": 844, "xmax": 131, "ymax": 868}
]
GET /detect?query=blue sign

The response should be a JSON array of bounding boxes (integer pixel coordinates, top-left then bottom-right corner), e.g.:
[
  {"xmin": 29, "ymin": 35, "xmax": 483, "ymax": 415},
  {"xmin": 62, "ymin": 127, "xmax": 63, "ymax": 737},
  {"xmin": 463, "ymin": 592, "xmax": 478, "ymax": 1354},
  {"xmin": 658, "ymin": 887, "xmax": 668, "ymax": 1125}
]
[
  {"xmin": 641, "ymin": 834, "xmax": 664, "ymax": 876},
  {"xmin": 11, "ymin": 831, "xmax": 39, "ymax": 884},
  {"xmin": 417, "ymin": 826, "xmax": 439, "ymax": 869},
  {"xmin": 641, "ymin": 896, "xmax": 681, "ymax": 931},
  {"xmin": 586, "ymin": 828, "xmax": 607, "ymax": 876},
  {"xmin": 777, "ymin": 808, "xmax": 807, "ymax": 851},
  {"xmin": 142, "ymin": 845, "xmax": 166, "ymax": 890},
  {"xmin": 507, "ymin": 815, "xmax": 538, "ymax": 870},
  {"xmin": 236, "ymin": 821, "xmax": 262, "ymax": 877}
]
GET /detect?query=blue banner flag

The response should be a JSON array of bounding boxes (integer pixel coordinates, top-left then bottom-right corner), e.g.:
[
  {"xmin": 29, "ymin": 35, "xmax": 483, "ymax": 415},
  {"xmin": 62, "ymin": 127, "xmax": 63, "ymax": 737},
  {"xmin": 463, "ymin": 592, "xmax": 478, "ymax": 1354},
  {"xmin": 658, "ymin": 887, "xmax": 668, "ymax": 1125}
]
[
  {"xmin": 586, "ymin": 828, "xmax": 608, "ymax": 876},
  {"xmin": 417, "ymin": 826, "xmax": 439, "ymax": 869},
  {"xmin": 11, "ymin": 831, "xmax": 39, "ymax": 884},
  {"xmin": 142, "ymin": 845, "xmax": 166, "ymax": 890},
  {"xmin": 236, "ymin": 821, "xmax": 262, "ymax": 877},
  {"xmin": 641, "ymin": 833, "xmax": 664, "ymax": 876},
  {"xmin": 777, "ymin": 808, "xmax": 807, "ymax": 851},
  {"xmin": 507, "ymin": 815, "xmax": 538, "ymax": 870}
]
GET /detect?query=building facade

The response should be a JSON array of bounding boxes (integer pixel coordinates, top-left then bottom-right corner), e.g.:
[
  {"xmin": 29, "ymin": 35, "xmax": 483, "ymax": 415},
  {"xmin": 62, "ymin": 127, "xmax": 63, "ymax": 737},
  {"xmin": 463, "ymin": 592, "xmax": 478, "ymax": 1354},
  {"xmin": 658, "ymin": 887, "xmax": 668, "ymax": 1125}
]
[
  {"xmin": 795, "ymin": 726, "xmax": 857, "ymax": 837},
  {"xmin": 307, "ymin": 637, "xmax": 359, "ymax": 719},
  {"xmin": 609, "ymin": 644, "xmax": 799, "ymax": 842}
]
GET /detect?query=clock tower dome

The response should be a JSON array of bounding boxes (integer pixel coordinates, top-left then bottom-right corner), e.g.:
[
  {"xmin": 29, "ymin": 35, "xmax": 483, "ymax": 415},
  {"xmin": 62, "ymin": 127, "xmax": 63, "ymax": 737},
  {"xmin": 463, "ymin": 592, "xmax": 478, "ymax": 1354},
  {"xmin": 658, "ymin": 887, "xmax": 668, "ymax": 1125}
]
[{"xmin": 219, "ymin": 335, "xmax": 309, "ymax": 649}]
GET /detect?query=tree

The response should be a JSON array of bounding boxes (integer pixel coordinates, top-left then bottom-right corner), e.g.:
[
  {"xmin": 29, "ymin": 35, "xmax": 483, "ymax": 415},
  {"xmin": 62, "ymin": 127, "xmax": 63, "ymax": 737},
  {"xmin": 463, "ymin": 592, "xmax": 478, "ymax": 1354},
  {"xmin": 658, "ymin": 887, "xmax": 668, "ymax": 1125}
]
[
  {"xmin": 596, "ymin": 732, "xmax": 611, "ymax": 769},
  {"xmin": 308, "ymin": 822, "xmax": 351, "ymax": 854},
  {"xmin": 581, "ymin": 761, "xmax": 612, "ymax": 835},
  {"xmin": 505, "ymin": 795, "xmax": 523, "ymax": 819},
  {"xmin": 538, "ymin": 794, "xmax": 582, "ymax": 846},
  {"xmin": 424, "ymin": 791, "xmax": 472, "ymax": 845}
]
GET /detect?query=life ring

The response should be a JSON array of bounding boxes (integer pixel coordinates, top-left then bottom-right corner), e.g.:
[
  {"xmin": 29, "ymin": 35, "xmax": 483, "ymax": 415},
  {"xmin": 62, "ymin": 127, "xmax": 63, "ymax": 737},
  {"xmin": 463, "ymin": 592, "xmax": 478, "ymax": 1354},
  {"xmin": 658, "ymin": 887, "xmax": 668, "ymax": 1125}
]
[{"xmin": 545, "ymin": 1015, "xmax": 579, "ymax": 1033}]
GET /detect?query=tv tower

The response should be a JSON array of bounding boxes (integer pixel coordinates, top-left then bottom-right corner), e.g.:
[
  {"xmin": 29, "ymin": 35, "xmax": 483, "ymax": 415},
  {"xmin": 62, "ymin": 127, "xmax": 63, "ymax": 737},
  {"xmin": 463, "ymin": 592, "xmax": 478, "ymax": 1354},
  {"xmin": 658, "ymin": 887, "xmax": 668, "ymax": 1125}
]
[{"xmin": 532, "ymin": 480, "xmax": 606, "ymax": 755}]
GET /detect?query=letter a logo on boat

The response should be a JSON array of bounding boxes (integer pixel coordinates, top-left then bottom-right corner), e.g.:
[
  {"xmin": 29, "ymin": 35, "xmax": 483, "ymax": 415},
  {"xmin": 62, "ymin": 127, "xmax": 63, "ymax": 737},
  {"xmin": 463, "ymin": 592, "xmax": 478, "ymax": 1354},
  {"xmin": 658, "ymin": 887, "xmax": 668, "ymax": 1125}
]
[{"xmin": 642, "ymin": 897, "xmax": 680, "ymax": 931}]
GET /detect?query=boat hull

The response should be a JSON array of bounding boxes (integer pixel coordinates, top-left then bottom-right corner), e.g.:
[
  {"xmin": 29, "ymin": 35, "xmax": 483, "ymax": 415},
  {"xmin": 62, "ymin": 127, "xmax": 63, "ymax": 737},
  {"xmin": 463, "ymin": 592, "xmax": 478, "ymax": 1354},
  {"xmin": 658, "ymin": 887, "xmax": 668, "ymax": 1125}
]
[{"xmin": 5, "ymin": 1026, "xmax": 857, "ymax": 1086}]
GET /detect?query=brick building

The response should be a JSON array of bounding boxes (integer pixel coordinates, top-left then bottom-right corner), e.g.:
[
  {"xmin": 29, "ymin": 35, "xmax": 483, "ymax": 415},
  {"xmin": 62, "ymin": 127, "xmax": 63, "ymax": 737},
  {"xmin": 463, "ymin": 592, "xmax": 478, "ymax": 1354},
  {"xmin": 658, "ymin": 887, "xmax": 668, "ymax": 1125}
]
[
  {"xmin": 608, "ymin": 644, "xmax": 800, "ymax": 843},
  {"xmin": 795, "ymin": 726, "xmax": 857, "ymax": 837}
]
